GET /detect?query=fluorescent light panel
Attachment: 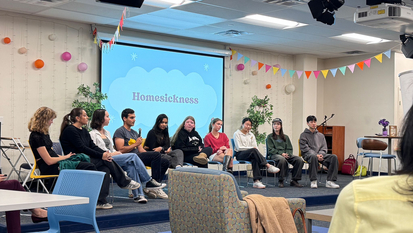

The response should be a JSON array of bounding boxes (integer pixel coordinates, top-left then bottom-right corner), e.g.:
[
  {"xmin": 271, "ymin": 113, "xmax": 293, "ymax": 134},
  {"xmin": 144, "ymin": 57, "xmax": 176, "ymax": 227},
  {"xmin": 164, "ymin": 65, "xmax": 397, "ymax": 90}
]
[
  {"xmin": 244, "ymin": 14, "xmax": 307, "ymax": 29},
  {"xmin": 333, "ymin": 33, "xmax": 391, "ymax": 44},
  {"xmin": 144, "ymin": 0, "xmax": 197, "ymax": 8}
]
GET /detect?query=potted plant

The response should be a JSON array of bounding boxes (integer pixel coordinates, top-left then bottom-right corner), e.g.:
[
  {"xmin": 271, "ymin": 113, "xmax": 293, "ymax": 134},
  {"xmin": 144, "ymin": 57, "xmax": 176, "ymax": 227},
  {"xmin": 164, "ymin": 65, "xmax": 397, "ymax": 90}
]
[
  {"xmin": 246, "ymin": 95, "xmax": 273, "ymax": 145},
  {"xmin": 72, "ymin": 82, "xmax": 108, "ymax": 130}
]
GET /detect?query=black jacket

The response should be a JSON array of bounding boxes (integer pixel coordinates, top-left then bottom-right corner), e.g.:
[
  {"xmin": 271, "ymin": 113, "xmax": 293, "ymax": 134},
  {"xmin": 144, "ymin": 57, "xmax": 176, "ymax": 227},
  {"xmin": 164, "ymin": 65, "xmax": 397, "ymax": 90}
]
[{"xmin": 173, "ymin": 128, "xmax": 204, "ymax": 156}]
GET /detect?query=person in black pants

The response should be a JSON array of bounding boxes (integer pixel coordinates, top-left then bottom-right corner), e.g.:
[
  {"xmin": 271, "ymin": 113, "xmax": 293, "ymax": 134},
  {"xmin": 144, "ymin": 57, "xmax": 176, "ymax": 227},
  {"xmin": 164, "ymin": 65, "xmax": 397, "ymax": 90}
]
[
  {"xmin": 60, "ymin": 108, "xmax": 140, "ymax": 209},
  {"xmin": 233, "ymin": 118, "xmax": 280, "ymax": 189},
  {"xmin": 28, "ymin": 107, "xmax": 96, "ymax": 176},
  {"xmin": 113, "ymin": 108, "xmax": 169, "ymax": 199},
  {"xmin": 171, "ymin": 116, "xmax": 213, "ymax": 168}
]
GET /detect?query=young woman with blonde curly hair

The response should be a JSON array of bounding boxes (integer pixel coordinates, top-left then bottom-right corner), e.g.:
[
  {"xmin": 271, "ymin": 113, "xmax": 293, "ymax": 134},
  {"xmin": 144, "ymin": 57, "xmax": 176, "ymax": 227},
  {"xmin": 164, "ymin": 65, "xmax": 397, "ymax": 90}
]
[{"xmin": 28, "ymin": 107, "xmax": 96, "ymax": 175}]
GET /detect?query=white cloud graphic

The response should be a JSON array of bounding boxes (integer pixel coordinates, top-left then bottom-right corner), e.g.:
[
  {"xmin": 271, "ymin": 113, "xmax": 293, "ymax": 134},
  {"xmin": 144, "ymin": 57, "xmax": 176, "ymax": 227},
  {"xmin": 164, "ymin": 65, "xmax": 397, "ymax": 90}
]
[{"xmin": 108, "ymin": 67, "xmax": 217, "ymax": 129}]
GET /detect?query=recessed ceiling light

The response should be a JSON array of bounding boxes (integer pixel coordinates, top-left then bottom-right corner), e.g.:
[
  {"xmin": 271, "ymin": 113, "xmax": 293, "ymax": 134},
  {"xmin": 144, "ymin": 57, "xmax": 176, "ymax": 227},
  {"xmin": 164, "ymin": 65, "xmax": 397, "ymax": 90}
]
[
  {"xmin": 332, "ymin": 33, "xmax": 391, "ymax": 44},
  {"xmin": 241, "ymin": 14, "xmax": 307, "ymax": 29}
]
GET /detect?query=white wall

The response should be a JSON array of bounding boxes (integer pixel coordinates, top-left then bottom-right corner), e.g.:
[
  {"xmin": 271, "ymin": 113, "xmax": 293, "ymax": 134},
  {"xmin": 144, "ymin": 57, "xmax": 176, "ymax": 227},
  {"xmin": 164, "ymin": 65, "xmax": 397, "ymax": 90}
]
[
  {"xmin": 0, "ymin": 11, "xmax": 296, "ymax": 176},
  {"xmin": 224, "ymin": 47, "xmax": 295, "ymax": 153},
  {"xmin": 0, "ymin": 11, "xmax": 99, "ymax": 176},
  {"xmin": 320, "ymin": 53, "xmax": 395, "ymax": 172}
]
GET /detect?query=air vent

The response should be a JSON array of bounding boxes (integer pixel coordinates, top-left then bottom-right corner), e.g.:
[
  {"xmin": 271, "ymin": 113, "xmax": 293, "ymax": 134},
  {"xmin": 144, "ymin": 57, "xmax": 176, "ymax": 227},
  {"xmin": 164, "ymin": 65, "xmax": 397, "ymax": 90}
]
[
  {"xmin": 254, "ymin": 0, "xmax": 308, "ymax": 6},
  {"xmin": 214, "ymin": 30, "xmax": 253, "ymax": 37},
  {"xmin": 12, "ymin": 0, "xmax": 72, "ymax": 7},
  {"xmin": 342, "ymin": 50, "xmax": 366, "ymax": 55}
]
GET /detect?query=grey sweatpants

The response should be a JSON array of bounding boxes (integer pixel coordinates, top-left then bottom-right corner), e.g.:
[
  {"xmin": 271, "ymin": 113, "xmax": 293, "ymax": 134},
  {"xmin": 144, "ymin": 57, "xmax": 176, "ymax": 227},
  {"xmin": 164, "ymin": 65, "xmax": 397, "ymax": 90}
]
[{"xmin": 302, "ymin": 153, "xmax": 338, "ymax": 181}]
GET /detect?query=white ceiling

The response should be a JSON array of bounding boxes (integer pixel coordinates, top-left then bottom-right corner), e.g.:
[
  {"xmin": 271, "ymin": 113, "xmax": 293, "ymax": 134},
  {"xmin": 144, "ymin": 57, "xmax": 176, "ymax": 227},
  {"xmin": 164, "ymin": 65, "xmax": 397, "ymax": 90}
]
[{"xmin": 2, "ymin": 0, "xmax": 413, "ymax": 58}]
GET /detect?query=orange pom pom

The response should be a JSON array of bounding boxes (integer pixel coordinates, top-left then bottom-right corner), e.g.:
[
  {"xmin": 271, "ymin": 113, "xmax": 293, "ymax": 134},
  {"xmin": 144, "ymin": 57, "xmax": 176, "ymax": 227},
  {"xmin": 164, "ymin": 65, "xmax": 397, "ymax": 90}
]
[
  {"xmin": 3, "ymin": 37, "xmax": 11, "ymax": 44},
  {"xmin": 266, "ymin": 84, "xmax": 271, "ymax": 89},
  {"xmin": 34, "ymin": 59, "xmax": 44, "ymax": 69}
]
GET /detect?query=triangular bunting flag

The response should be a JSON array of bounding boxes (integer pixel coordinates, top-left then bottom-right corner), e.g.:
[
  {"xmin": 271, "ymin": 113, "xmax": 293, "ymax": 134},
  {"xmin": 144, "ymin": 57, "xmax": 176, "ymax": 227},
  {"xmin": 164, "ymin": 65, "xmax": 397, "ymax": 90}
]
[
  {"xmin": 305, "ymin": 71, "xmax": 312, "ymax": 79},
  {"xmin": 258, "ymin": 62, "xmax": 264, "ymax": 70},
  {"xmin": 330, "ymin": 68, "xmax": 338, "ymax": 77},
  {"xmin": 357, "ymin": 61, "xmax": 364, "ymax": 70},
  {"xmin": 364, "ymin": 59, "xmax": 371, "ymax": 68},
  {"xmin": 244, "ymin": 56, "xmax": 250, "ymax": 64},
  {"xmin": 339, "ymin": 66, "xmax": 346, "ymax": 75},
  {"xmin": 313, "ymin": 70, "xmax": 320, "ymax": 79},
  {"xmin": 237, "ymin": 53, "xmax": 243, "ymax": 61},
  {"xmin": 296, "ymin": 71, "xmax": 303, "ymax": 79},
  {"xmin": 273, "ymin": 67, "xmax": 279, "ymax": 75},
  {"xmin": 375, "ymin": 54, "xmax": 383, "ymax": 63},
  {"xmin": 348, "ymin": 64, "xmax": 355, "ymax": 73},
  {"xmin": 383, "ymin": 50, "xmax": 391, "ymax": 58},
  {"xmin": 288, "ymin": 70, "xmax": 295, "ymax": 78},
  {"xmin": 232, "ymin": 50, "xmax": 237, "ymax": 56},
  {"xmin": 281, "ymin": 69, "xmax": 287, "ymax": 77},
  {"xmin": 94, "ymin": 36, "xmax": 97, "ymax": 44},
  {"xmin": 251, "ymin": 60, "xmax": 257, "ymax": 67},
  {"xmin": 321, "ymin": 70, "xmax": 329, "ymax": 78},
  {"xmin": 120, "ymin": 15, "xmax": 124, "ymax": 30},
  {"xmin": 265, "ymin": 65, "xmax": 272, "ymax": 73},
  {"xmin": 115, "ymin": 30, "xmax": 119, "ymax": 41}
]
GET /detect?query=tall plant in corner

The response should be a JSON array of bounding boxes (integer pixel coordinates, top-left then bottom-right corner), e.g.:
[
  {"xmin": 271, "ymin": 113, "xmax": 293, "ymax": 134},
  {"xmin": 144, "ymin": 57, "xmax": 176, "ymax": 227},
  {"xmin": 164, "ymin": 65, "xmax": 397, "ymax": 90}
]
[
  {"xmin": 246, "ymin": 95, "xmax": 273, "ymax": 145},
  {"xmin": 72, "ymin": 82, "xmax": 108, "ymax": 130}
]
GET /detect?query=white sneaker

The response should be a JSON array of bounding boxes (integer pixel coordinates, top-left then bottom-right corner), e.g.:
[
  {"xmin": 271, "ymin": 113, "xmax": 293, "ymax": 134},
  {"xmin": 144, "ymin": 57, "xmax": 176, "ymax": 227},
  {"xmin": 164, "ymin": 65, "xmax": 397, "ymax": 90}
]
[
  {"xmin": 156, "ymin": 189, "xmax": 168, "ymax": 199},
  {"xmin": 96, "ymin": 203, "xmax": 113, "ymax": 209},
  {"xmin": 253, "ymin": 180, "xmax": 266, "ymax": 189},
  {"xmin": 122, "ymin": 180, "xmax": 140, "ymax": 190},
  {"xmin": 144, "ymin": 188, "xmax": 169, "ymax": 199},
  {"xmin": 311, "ymin": 180, "xmax": 318, "ymax": 189},
  {"xmin": 267, "ymin": 165, "xmax": 280, "ymax": 174},
  {"xmin": 326, "ymin": 181, "xmax": 340, "ymax": 189}
]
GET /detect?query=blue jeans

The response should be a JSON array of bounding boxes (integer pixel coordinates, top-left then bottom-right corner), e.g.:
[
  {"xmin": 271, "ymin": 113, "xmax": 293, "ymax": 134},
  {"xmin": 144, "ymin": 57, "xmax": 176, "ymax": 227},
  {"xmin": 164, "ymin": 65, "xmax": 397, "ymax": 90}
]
[{"xmin": 112, "ymin": 153, "xmax": 151, "ymax": 198}]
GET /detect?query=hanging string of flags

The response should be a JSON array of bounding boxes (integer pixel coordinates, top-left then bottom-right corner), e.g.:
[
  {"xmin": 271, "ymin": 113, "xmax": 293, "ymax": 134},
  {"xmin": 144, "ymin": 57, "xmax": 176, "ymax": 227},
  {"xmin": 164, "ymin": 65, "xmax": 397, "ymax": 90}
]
[
  {"xmin": 92, "ymin": 7, "xmax": 128, "ymax": 52},
  {"xmin": 230, "ymin": 48, "xmax": 392, "ymax": 79}
]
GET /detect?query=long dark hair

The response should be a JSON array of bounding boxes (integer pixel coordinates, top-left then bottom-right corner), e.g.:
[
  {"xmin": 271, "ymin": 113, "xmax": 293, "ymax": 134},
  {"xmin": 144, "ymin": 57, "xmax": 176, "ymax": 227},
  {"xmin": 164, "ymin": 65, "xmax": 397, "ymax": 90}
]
[
  {"xmin": 272, "ymin": 120, "xmax": 286, "ymax": 142},
  {"xmin": 397, "ymin": 106, "xmax": 413, "ymax": 176},
  {"xmin": 152, "ymin": 114, "xmax": 169, "ymax": 146},
  {"xmin": 60, "ymin": 108, "xmax": 83, "ymax": 135},
  {"xmin": 90, "ymin": 109, "xmax": 106, "ymax": 130},
  {"xmin": 209, "ymin": 118, "xmax": 222, "ymax": 133}
]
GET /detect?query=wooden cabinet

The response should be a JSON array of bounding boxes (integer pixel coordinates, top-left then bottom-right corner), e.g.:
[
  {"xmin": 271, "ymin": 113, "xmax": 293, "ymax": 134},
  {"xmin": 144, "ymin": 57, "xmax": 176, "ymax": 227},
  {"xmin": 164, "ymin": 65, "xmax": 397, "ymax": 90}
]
[{"xmin": 317, "ymin": 126, "xmax": 345, "ymax": 171}]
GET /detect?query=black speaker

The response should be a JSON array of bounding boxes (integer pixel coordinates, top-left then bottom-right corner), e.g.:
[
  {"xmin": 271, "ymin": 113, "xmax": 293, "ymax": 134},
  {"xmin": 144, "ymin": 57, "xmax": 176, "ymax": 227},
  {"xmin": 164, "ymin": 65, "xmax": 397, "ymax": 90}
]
[
  {"xmin": 96, "ymin": 0, "xmax": 145, "ymax": 8},
  {"xmin": 402, "ymin": 37, "xmax": 413, "ymax": 58}
]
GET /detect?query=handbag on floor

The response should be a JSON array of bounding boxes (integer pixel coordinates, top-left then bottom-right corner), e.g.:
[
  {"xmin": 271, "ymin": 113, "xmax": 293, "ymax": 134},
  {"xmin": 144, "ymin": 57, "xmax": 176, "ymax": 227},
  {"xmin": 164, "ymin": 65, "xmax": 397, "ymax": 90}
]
[
  {"xmin": 342, "ymin": 154, "xmax": 358, "ymax": 175},
  {"xmin": 292, "ymin": 208, "xmax": 307, "ymax": 233},
  {"xmin": 354, "ymin": 165, "xmax": 367, "ymax": 177}
]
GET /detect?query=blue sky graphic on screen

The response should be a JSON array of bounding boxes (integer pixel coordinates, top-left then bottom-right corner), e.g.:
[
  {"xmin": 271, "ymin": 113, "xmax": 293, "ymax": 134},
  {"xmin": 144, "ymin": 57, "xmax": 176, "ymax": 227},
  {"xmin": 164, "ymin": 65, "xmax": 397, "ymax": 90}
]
[{"xmin": 101, "ymin": 43, "xmax": 224, "ymax": 139}]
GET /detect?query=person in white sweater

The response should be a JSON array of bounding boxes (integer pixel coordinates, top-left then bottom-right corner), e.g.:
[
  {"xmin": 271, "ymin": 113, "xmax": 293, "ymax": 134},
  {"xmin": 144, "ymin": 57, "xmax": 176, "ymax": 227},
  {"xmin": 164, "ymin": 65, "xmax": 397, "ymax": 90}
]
[
  {"xmin": 90, "ymin": 109, "xmax": 166, "ymax": 203},
  {"xmin": 233, "ymin": 117, "xmax": 280, "ymax": 189}
]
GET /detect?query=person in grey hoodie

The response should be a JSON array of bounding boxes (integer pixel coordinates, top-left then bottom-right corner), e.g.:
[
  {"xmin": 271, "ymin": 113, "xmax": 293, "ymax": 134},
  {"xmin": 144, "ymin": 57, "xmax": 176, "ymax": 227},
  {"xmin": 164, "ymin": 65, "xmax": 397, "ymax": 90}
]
[{"xmin": 299, "ymin": 115, "xmax": 340, "ymax": 189}]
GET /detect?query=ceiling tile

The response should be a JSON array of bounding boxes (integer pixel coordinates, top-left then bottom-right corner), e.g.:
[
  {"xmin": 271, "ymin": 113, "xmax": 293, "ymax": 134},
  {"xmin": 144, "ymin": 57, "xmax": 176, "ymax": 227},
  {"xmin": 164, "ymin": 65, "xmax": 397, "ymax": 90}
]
[{"xmin": 35, "ymin": 8, "xmax": 118, "ymax": 24}]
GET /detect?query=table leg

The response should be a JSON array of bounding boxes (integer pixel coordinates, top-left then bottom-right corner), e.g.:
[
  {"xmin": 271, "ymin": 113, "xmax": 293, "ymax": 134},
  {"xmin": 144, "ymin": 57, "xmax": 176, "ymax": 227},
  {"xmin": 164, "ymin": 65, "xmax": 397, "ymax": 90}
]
[
  {"xmin": 307, "ymin": 219, "xmax": 312, "ymax": 233},
  {"xmin": 388, "ymin": 139, "xmax": 392, "ymax": 175}
]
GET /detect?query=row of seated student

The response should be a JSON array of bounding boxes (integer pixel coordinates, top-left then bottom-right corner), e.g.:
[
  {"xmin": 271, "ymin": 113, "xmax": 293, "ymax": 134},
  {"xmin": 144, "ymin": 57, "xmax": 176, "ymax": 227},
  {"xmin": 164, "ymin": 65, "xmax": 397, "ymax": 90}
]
[
  {"xmin": 26, "ymin": 106, "xmax": 339, "ymax": 209},
  {"xmin": 5, "ymin": 104, "xmax": 412, "ymax": 232}
]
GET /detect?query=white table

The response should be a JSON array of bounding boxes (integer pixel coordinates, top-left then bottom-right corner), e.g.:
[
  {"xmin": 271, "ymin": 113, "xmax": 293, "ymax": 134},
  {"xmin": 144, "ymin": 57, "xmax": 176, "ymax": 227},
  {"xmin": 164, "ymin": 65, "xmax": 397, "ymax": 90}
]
[{"xmin": 0, "ymin": 189, "xmax": 89, "ymax": 231}]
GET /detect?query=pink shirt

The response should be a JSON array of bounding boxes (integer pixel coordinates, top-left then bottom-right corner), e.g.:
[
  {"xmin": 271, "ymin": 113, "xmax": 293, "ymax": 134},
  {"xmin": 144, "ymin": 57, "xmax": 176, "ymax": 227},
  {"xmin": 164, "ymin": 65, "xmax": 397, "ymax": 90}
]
[{"xmin": 204, "ymin": 132, "xmax": 230, "ymax": 154}]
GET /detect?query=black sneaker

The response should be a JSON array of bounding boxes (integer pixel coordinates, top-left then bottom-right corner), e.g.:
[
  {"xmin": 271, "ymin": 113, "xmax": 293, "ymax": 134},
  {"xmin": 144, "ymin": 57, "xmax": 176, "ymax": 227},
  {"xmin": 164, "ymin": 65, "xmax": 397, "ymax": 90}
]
[
  {"xmin": 145, "ymin": 179, "xmax": 167, "ymax": 190},
  {"xmin": 134, "ymin": 195, "xmax": 148, "ymax": 204}
]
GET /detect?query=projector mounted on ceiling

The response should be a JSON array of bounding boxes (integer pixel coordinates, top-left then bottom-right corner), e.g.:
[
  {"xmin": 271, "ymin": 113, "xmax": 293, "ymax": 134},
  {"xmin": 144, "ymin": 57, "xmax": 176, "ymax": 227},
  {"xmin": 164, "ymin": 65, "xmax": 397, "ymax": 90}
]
[{"xmin": 354, "ymin": 4, "xmax": 413, "ymax": 32}]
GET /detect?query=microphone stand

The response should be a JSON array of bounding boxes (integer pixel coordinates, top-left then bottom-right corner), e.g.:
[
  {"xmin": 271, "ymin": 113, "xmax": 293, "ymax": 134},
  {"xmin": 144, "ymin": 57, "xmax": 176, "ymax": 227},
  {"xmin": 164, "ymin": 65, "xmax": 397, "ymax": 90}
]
[{"xmin": 318, "ymin": 114, "xmax": 335, "ymax": 133}]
